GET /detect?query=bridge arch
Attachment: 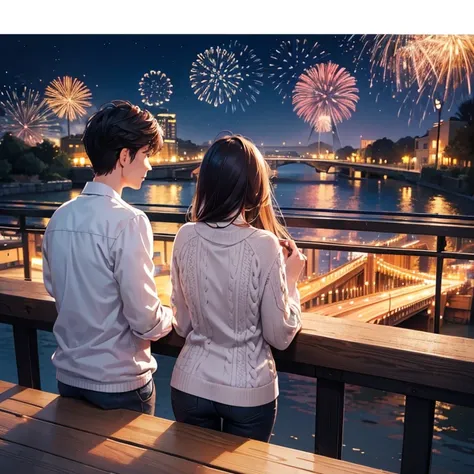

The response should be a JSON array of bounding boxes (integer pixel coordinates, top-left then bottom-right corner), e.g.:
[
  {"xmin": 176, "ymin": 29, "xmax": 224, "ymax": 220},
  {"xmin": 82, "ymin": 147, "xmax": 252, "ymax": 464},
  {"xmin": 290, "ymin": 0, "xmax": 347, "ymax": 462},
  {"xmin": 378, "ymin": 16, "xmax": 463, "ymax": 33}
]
[{"xmin": 270, "ymin": 160, "xmax": 334, "ymax": 173}]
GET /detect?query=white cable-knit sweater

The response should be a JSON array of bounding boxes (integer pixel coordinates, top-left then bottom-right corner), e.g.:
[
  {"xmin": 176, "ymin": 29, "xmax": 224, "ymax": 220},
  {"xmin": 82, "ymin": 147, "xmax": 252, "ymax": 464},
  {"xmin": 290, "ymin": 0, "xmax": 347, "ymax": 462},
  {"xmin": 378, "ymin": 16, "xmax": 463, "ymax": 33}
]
[{"xmin": 170, "ymin": 220, "xmax": 302, "ymax": 407}]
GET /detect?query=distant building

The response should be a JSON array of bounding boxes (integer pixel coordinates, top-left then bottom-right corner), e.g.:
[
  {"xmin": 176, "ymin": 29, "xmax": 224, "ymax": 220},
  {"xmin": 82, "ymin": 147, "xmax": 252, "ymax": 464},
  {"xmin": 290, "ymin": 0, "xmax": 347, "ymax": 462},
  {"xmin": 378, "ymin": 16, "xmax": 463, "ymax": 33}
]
[
  {"xmin": 154, "ymin": 112, "xmax": 178, "ymax": 162},
  {"xmin": 61, "ymin": 134, "xmax": 90, "ymax": 167},
  {"xmin": 427, "ymin": 119, "xmax": 469, "ymax": 167},
  {"xmin": 415, "ymin": 134, "xmax": 429, "ymax": 166},
  {"xmin": 177, "ymin": 139, "xmax": 207, "ymax": 160},
  {"xmin": 360, "ymin": 138, "xmax": 375, "ymax": 149}
]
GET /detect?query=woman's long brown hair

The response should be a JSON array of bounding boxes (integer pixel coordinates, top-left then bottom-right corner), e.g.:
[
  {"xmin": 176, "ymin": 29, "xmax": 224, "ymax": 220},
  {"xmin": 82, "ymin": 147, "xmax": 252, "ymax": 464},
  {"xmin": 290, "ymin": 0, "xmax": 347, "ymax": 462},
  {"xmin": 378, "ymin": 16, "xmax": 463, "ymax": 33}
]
[{"xmin": 189, "ymin": 135, "xmax": 290, "ymax": 240}]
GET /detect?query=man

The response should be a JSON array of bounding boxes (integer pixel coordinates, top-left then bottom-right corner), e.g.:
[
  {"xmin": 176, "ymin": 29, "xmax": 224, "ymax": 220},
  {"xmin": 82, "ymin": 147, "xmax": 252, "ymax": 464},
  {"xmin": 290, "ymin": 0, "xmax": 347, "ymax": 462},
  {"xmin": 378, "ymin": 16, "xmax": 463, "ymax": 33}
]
[{"xmin": 42, "ymin": 100, "xmax": 172, "ymax": 415}]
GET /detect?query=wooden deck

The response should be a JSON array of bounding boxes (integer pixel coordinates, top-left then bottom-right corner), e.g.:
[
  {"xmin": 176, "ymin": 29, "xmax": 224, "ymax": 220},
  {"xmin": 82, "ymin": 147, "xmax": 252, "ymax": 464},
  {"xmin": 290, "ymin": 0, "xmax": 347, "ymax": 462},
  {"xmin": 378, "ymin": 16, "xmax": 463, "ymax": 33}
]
[{"xmin": 0, "ymin": 380, "xmax": 390, "ymax": 473}]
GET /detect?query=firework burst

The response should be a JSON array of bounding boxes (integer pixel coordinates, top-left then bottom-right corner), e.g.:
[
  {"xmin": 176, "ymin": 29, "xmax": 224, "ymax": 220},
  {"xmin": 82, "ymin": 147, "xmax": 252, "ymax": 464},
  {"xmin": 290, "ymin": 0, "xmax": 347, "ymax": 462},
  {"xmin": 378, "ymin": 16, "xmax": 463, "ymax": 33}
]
[
  {"xmin": 0, "ymin": 87, "xmax": 60, "ymax": 146},
  {"xmin": 293, "ymin": 62, "xmax": 359, "ymax": 129},
  {"xmin": 315, "ymin": 115, "xmax": 332, "ymax": 133},
  {"xmin": 138, "ymin": 70, "xmax": 173, "ymax": 107},
  {"xmin": 269, "ymin": 38, "xmax": 328, "ymax": 103},
  {"xmin": 225, "ymin": 40, "xmax": 264, "ymax": 112},
  {"xmin": 361, "ymin": 35, "xmax": 474, "ymax": 121},
  {"xmin": 413, "ymin": 35, "xmax": 474, "ymax": 102},
  {"xmin": 45, "ymin": 76, "xmax": 92, "ymax": 135},
  {"xmin": 190, "ymin": 46, "xmax": 242, "ymax": 110},
  {"xmin": 367, "ymin": 35, "xmax": 474, "ymax": 97},
  {"xmin": 363, "ymin": 35, "xmax": 419, "ymax": 91}
]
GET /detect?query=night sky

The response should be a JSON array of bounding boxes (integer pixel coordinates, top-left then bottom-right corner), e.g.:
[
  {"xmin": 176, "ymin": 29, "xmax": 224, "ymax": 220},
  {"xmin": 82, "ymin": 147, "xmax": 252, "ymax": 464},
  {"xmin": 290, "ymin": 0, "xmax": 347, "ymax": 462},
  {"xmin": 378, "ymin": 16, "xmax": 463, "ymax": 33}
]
[{"xmin": 0, "ymin": 34, "xmax": 466, "ymax": 148}]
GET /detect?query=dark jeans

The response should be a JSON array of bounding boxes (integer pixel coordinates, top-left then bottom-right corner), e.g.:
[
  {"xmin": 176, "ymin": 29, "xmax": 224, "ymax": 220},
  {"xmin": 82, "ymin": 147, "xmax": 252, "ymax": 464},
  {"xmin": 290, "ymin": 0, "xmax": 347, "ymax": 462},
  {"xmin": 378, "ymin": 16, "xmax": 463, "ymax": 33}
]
[
  {"xmin": 171, "ymin": 387, "xmax": 277, "ymax": 442},
  {"xmin": 58, "ymin": 378, "xmax": 156, "ymax": 415}
]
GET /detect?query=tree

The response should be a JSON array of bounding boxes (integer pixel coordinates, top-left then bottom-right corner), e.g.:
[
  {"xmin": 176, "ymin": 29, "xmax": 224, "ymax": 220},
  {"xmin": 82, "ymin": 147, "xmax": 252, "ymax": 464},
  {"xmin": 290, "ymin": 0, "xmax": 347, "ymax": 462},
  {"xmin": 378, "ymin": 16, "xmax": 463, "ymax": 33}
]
[
  {"xmin": 49, "ymin": 151, "xmax": 71, "ymax": 178},
  {"xmin": 455, "ymin": 97, "xmax": 474, "ymax": 125},
  {"xmin": 465, "ymin": 166, "xmax": 474, "ymax": 195},
  {"xmin": 395, "ymin": 136, "xmax": 416, "ymax": 161},
  {"xmin": 12, "ymin": 152, "xmax": 46, "ymax": 176},
  {"xmin": 0, "ymin": 159, "xmax": 12, "ymax": 181},
  {"xmin": 445, "ymin": 123, "xmax": 474, "ymax": 164},
  {"xmin": 0, "ymin": 133, "xmax": 29, "ymax": 165},
  {"xmin": 336, "ymin": 146, "xmax": 356, "ymax": 160},
  {"xmin": 367, "ymin": 138, "xmax": 398, "ymax": 163},
  {"xmin": 32, "ymin": 139, "xmax": 60, "ymax": 166}
]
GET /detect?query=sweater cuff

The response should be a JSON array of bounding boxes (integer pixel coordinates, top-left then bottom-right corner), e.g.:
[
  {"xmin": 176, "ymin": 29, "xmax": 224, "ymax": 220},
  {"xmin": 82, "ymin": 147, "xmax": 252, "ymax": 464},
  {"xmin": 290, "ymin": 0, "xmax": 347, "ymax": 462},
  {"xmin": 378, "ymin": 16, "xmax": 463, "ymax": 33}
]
[{"xmin": 288, "ymin": 282, "xmax": 300, "ymax": 303}]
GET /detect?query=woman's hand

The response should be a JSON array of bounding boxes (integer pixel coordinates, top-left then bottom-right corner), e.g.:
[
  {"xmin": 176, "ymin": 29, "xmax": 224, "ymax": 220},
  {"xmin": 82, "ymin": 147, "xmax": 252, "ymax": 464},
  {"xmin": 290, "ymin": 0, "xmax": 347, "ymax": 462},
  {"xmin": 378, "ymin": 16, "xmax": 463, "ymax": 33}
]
[{"xmin": 280, "ymin": 239, "xmax": 306, "ymax": 285}]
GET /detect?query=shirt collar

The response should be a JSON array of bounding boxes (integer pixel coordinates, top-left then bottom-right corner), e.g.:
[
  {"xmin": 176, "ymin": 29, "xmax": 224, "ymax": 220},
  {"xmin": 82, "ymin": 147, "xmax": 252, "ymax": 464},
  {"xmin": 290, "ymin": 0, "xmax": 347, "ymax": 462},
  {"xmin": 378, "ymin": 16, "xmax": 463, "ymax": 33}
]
[
  {"xmin": 207, "ymin": 214, "xmax": 247, "ymax": 228},
  {"xmin": 81, "ymin": 182, "xmax": 122, "ymax": 201}
]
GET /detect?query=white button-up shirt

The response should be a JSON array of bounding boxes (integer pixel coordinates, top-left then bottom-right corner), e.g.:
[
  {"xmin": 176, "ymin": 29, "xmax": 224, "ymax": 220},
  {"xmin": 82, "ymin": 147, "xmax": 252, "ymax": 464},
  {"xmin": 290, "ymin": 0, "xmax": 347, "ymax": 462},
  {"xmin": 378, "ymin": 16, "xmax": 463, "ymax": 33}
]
[{"xmin": 43, "ymin": 182, "xmax": 172, "ymax": 392}]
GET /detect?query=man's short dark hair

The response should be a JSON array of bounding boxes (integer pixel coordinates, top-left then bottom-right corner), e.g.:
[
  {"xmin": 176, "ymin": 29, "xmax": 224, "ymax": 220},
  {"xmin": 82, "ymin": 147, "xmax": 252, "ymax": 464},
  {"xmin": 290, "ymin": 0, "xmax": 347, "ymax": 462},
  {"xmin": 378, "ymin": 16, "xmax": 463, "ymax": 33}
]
[{"xmin": 83, "ymin": 100, "xmax": 163, "ymax": 176}]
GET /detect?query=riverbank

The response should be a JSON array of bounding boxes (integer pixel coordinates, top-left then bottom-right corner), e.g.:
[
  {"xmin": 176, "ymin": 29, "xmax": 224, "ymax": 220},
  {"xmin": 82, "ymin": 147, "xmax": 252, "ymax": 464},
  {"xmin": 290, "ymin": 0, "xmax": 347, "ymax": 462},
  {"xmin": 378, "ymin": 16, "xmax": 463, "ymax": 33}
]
[
  {"xmin": 418, "ymin": 180, "xmax": 474, "ymax": 202},
  {"xmin": 0, "ymin": 180, "xmax": 72, "ymax": 197}
]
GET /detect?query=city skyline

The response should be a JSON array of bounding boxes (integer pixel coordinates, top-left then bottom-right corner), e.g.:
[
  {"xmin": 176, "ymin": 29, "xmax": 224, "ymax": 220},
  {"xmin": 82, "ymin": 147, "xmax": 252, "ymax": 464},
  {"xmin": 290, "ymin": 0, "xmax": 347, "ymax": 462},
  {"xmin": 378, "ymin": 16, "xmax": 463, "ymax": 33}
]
[{"xmin": 0, "ymin": 34, "xmax": 472, "ymax": 148}]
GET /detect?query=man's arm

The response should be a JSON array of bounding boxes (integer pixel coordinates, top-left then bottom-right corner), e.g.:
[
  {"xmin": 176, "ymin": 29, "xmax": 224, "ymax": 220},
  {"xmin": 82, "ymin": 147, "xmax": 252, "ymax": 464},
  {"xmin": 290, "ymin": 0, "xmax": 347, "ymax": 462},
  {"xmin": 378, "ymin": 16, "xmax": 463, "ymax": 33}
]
[
  {"xmin": 42, "ymin": 232, "xmax": 54, "ymax": 297},
  {"xmin": 112, "ymin": 214, "xmax": 172, "ymax": 341}
]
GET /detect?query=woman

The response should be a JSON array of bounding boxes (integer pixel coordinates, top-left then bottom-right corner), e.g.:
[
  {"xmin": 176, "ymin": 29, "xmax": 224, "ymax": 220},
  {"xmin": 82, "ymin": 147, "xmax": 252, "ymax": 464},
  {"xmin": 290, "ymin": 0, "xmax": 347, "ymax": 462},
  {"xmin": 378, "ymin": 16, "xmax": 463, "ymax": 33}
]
[{"xmin": 169, "ymin": 135, "xmax": 305, "ymax": 442}]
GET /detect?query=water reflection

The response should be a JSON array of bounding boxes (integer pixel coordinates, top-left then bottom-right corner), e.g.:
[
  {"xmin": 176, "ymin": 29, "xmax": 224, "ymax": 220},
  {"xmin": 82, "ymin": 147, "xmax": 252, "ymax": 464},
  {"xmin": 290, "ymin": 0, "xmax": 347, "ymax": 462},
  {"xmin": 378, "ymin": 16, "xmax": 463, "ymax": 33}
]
[
  {"xmin": 399, "ymin": 186, "xmax": 414, "ymax": 213},
  {"xmin": 427, "ymin": 195, "xmax": 459, "ymax": 216},
  {"xmin": 144, "ymin": 182, "xmax": 184, "ymax": 206}
]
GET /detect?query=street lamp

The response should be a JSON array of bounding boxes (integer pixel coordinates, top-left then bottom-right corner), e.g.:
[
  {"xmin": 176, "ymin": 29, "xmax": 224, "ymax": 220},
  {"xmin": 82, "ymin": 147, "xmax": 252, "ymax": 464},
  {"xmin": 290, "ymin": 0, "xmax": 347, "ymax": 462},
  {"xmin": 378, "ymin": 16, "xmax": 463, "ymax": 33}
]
[{"xmin": 434, "ymin": 98, "xmax": 444, "ymax": 169}]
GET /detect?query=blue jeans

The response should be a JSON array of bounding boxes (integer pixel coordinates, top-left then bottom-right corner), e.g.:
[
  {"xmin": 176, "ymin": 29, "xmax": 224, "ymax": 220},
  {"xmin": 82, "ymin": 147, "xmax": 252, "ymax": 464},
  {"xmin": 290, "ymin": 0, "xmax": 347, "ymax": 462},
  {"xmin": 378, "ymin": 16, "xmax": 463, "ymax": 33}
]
[
  {"xmin": 171, "ymin": 387, "xmax": 277, "ymax": 442},
  {"xmin": 58, "ymin": 379, "xmax": 156, "ymax": 415}
]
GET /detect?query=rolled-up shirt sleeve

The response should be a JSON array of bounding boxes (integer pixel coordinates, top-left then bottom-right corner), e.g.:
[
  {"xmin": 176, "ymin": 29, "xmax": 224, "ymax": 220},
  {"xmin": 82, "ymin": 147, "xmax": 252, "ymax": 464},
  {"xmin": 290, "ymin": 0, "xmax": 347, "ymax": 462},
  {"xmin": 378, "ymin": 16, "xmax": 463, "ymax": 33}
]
[
  {"xmin": 42, "ymin": 233, "xmax": 54, "ymax": 297},
  {"xmin": 112, "ymin": 214, "xmax": 172, "ymax": 341}
]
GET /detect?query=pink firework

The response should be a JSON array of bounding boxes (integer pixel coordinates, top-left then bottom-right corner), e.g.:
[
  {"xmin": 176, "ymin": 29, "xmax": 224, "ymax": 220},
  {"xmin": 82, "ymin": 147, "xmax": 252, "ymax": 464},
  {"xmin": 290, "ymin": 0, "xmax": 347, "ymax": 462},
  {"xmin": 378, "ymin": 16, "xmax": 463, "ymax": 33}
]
[{"xmin": 293, "ymin": 62, "xmax": 359, "ymax": 127}]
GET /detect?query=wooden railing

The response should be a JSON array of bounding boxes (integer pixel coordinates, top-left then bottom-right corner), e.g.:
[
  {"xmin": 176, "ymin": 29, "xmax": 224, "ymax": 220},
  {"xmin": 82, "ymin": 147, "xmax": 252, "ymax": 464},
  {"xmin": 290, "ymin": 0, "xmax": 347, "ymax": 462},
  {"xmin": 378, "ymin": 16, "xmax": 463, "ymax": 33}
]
[
  {"xmin": 1, "ymin": 202, "xmax": 474, "ymax": 333},
  {"xmin": 0, "ymin": 277, "xmax": 473, "ymax": 474}
]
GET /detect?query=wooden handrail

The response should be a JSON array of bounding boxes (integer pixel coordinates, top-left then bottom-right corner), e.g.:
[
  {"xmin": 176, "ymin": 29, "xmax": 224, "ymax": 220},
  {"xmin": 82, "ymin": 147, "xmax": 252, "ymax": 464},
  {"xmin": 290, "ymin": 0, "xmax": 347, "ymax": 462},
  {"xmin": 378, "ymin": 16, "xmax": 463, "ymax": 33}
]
[{"xmin": 1, "ymin": 278, "xmax": 473, "ymax": 397}]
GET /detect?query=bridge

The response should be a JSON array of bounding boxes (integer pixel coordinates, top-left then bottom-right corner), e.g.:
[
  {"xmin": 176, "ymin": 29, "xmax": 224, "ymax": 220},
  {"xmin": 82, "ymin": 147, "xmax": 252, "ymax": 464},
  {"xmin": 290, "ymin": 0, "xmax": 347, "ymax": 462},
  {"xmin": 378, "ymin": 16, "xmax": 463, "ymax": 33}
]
[
  {"xmin": 70, "ymin": 160, "xmax": 202, "ymax": 184},
  {"xmin": 265, "ymin": 157, "xmax": 420, "ymax": 181},
  {"xmin": 297, "ymin": 236, "xmax": 468, "ymax": 328},
  {"xmin": 311, "ymin": 281, "xmax": 465, "ymax": 326},
  {"xmin": 71, "ymin": 156, "xmax": 420, "ymax": 184},
  {"xmin": 149, "ymin": 157, "xmax": 421, "ymax": 182}
]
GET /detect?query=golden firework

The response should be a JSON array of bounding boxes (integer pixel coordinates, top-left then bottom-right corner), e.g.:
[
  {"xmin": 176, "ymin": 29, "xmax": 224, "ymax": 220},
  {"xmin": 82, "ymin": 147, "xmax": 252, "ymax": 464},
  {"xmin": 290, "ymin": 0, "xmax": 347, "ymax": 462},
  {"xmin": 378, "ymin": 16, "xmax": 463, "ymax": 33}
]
[
  {"xmin": 45, "ymin": 76, "xmax": 92, "ymax": 135},
  {"xmin": 413, "ymin": 35, "xmax": 474, "ymax": 101},
  {"xmin": 368, "ymin": 35, "xmax": 474, "ymax": 102}
]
